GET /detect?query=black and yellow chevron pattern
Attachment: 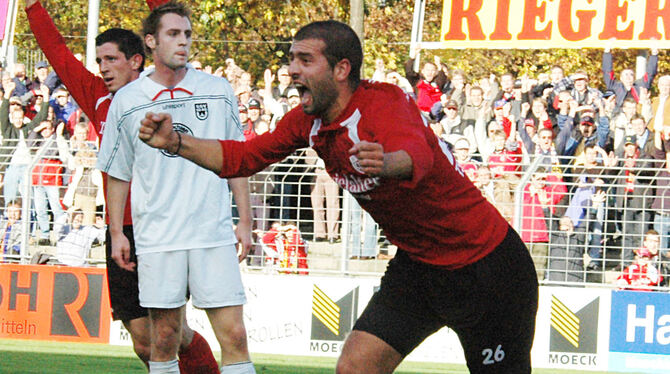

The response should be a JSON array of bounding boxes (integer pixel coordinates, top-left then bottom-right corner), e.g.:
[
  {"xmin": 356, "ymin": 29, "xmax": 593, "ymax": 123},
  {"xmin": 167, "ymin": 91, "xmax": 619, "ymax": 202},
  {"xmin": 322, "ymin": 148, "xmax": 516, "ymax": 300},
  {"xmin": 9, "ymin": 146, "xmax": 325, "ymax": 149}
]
[
  {"xmin": 312, "ymin": 285, "xmax": 341, "ymax": 336},
  {"xmin": 551, "ymin": 295, "xmax": 580, "ymax": 348}
]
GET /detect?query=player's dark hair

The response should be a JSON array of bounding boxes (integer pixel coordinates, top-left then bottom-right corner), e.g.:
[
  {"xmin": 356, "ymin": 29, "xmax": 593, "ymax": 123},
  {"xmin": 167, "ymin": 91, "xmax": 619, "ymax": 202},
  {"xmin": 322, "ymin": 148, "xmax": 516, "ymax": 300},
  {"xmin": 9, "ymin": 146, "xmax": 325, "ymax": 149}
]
[
  {"xmin": 96, "ymin": 28, "xmax": 146, "ymax": 72},
  {"xmin": 142, "ymin": 1, "xmax": 191, "ymax": 53},
  {"xmin": 294, "ymin": 20, "xmax": 362, "ymax": 89}
]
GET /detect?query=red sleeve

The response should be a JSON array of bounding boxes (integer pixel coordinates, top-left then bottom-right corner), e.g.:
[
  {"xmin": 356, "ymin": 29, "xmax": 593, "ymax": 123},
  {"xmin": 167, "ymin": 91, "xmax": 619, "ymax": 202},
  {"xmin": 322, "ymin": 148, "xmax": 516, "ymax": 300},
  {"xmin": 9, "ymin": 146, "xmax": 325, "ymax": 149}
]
[
  {"xmin": 26, "ymin": 2, "xmax": 108, "ymax": 133},
  {"xmin": 372, "ymin": 86, "xmax": 434, "ymax": 189},
  {"xmin": 218, "ymin": 107, "xmax": 310, "ymax": 178},
  {"xmin": 262, "ymin": 231, "xmax": 277, "ymax": 244}
]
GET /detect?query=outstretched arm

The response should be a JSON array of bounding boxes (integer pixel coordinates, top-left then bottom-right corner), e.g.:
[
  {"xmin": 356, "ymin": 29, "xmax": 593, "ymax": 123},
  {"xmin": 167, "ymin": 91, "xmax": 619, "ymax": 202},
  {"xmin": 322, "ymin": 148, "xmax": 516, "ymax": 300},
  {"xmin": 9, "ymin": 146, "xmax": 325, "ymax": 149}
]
[{"xmin": 139, "ymin": 112, "xmax": 224, "ymax": 174}]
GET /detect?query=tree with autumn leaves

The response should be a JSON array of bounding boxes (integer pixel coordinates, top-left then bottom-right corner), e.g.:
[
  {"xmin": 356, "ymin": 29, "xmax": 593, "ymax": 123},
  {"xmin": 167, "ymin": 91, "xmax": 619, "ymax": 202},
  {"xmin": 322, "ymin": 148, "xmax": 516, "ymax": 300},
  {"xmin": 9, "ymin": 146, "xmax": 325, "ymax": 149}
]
[{"xmin": 12, "ymin": 0, "xmax": 669, "ymax": 94}]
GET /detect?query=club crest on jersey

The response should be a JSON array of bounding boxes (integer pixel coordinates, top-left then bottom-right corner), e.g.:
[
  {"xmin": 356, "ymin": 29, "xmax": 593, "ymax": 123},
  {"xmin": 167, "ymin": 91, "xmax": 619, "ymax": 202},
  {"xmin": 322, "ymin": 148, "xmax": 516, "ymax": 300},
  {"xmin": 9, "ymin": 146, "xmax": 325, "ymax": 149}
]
[
  {"xmin": 194, "ymin": 103, "xmax": 208, "ymax": 120},
  {"xmin": 160, "ymin": 122, "xmax": 193, "ymax": 158},
  {"xmin": 349, "ymin": 155, "xmax": 365, "ymax": 174}
]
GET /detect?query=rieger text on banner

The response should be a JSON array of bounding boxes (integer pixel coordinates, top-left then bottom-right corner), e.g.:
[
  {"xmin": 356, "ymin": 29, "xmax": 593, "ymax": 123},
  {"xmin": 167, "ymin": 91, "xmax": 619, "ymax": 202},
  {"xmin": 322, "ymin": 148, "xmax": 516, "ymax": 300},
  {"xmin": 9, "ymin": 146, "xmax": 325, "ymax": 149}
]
[{"xmin": 439, "ymin": 0, "xmax": 670, "ymax": 49}]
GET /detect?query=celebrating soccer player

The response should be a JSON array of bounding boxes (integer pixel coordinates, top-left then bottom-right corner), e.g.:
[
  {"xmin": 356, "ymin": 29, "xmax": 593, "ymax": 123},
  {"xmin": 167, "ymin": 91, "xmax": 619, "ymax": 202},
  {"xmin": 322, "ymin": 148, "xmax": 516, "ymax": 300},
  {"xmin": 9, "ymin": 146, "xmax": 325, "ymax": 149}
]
[{"xmin": 139, "ymin": 20, "xmax": 538, "ymax": 373}]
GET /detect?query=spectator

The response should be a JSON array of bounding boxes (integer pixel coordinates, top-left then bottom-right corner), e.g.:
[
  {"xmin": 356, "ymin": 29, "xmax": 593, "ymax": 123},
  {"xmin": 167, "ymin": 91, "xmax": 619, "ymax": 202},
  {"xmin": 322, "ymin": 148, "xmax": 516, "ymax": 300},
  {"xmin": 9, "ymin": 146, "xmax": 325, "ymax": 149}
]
[
  {"xmin": 29, "ymin": 120, "xmax": 66, "ymax": 245},
  {"xmin": 486, "ymin": 128, "xmax": 522, "ymax": 185},
  {"xmin": 49, "ymin": 87, "xmax": 77, "ymax": 124},
  {"xmin": 520, "ymin": 167, "xmax": 567, "ymax": 280},
  {"xmin": 520, "ymin": 121, "xmax": 560, "ymax": 169},
  {"xmin": 550, "ymin": 65, "xmax": 565, "ymax": 85},
  {"xmin": 29, "ymin": 61, "xmax": 55, "ymax": 92},
  {"xmin": 0, "ymin": 200, "xmax": 23, "ymax": 261},
  {"xmin": 438, "ymin": 99, "xmax": 476, "ymax": 151},
  {"xmin": 603, "ymin": 43, "xmax": 658, "ymax": 113},
  {"xmin": 523, "ymin": 97, "xmax": 555, "ymax": 134},
  {"xmin": 235, "ymin": 85, "xmax": 252, "ymax": 109},
  {"xmin": 651, "ymin": 127, "xmax": 670, "ymax": 280},
  {"xmin": 54, "ymin": 209, "xmax": 105, "ymax": 267},
  {"xmin": 476, "ymin": 165, "xmax": 514, "ymax": 222},
  {"xmin": 615, "ymin": 114, "xmax": 654, "ymax": 158},
  {"xmin": 474, "ymin": 101, "xmax": 508, "ymax": 160},
  {"xmin": 552, "ymin": 70, "xmax": 603, "ymax": 110},
  {"xmin": 384, "ymin": 70, "xmax": 414, "ymax": 94},
  {"xmin": 11, "ymin": 63, "xmax": 32, "ymax": 97},
  {"xmin": 62, "ymin": 148, "xmax": 103, "ymax": 225},
  {"xmin": 555, "ymin": 105, "xmax": 610, "ymax": 162},
  {"xmin": 247, "ymin": 120, "xmax": 274, "ymax": 233},
  {"xmin": 612, "ymin": 98, "xmax": 643, "ymax": 149},
  {"xmin": 57, "ymin": 121, "xmax": 97, "ymax": 174},
  {"xmin": 247, "ymin": 98, "xmax": 262, "ymax": 127},
  {"xmin": 546, "ymin": 216, "xmax": 587, "ymax": 283},
  {"xmin": 270, "ymin": 65, "xmax": 293, "ymax": 100},
  {"xmin": 616, "ymin": 230, "xmax": 663, "ymax": 291},
  {"xmin": 260, "ymin": 69, "xmax": 294, "ymax": 129},
  {"xmin": 567, "ymin": 145, "xmax": 613, "ymax": 227},
  {"xmin": 260, "ymin": 221, "xmax": 308, "ymax": 274},
  {"xmin": 371, "ymin": 58, "xmax": 386, "ymax": 82},
  {"xmin": 0, "ymin": 82, "xmax": 50, "ymax": 204},
  {"xmin": 643, "ymin": 74, "xmax": 670, "ymax": 134},
  {"xmin": 404, "ymin": 45, "xmax": 448, "ymax": 113},
  {"xmin": 307, "ymin": 148, "xmax": 340, "ymax": 244},
  {"xmin": 237, "ymin": 104, "xmax": 256, "ymax": 140},
  {"xmin": 460, "ymin": 85, "xmax": 490, "ymax": 126},
  {"xmin": 452, "ymin": 137, "xmax": 478, "ymax": 182},
  {"xmin": 492, "ymin": 73, "xmax": 522, "ymax": 120},
  {"xmin": 346, "ymin": 193, "xmax": 378, "ymax": 260},
  {"xmin": 614, "ymin": 135, "xmax": 656, "ymax": 266}
]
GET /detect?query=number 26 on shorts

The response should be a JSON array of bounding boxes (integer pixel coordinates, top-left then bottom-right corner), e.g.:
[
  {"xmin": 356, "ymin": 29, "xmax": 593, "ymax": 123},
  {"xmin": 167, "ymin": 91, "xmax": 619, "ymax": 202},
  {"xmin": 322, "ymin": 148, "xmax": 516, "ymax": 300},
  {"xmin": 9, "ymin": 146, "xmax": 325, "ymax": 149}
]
[{"xmin": 481, "ymin": 344, "xmax": 505, "ymax": 365}]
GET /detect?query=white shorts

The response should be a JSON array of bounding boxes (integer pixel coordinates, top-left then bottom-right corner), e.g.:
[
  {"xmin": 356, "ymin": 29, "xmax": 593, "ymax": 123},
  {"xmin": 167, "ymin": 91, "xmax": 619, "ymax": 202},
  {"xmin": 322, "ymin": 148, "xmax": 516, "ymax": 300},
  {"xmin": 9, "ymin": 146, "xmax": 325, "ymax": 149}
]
[{"xmin": 137, "ymin": 244, "xmax": 247, "ymax": 309}]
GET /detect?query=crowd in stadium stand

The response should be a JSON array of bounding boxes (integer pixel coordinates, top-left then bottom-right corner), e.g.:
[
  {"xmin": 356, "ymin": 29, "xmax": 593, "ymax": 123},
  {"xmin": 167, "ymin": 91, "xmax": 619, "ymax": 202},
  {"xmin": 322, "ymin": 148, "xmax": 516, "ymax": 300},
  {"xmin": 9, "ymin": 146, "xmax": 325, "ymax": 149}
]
[{"xmin": 2, "ymin": 44, "xmax": 670, "ymax": 290}]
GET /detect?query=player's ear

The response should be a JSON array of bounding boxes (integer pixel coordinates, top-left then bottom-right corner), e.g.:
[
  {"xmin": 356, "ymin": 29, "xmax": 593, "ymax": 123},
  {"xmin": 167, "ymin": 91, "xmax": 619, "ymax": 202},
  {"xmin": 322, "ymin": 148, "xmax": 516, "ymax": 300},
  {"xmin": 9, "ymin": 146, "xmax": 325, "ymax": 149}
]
[
  {"xmin": 130, "ymin": 54, "xmax": 143, "ymax": 70},
  {"xmin": 145, "ymin": 34, "xmax": 156, "ymax": 50},
  {"xmin": 333, "ymin": 58, "xmax": 351, "ymax": 84}
]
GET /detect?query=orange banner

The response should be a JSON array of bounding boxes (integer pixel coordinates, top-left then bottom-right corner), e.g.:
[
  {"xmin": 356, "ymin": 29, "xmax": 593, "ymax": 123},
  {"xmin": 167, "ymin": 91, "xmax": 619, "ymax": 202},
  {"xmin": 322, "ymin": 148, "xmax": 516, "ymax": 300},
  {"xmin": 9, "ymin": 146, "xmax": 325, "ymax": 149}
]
[
  {"xmin": 440, "ymin": 0, "xmax": 670, "ymax": 49},
  {"xmin": 0, "ymin": 264, "xmax": 111, "ymax": 343}
]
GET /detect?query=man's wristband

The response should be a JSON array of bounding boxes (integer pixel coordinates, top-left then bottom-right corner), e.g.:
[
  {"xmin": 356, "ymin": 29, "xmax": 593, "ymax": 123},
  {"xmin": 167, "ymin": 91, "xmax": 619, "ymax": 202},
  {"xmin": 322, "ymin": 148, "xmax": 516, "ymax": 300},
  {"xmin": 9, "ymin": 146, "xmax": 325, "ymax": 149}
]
[{"xmin": 170, "ymin": 131, "xmax": 182, "ymax": 156}]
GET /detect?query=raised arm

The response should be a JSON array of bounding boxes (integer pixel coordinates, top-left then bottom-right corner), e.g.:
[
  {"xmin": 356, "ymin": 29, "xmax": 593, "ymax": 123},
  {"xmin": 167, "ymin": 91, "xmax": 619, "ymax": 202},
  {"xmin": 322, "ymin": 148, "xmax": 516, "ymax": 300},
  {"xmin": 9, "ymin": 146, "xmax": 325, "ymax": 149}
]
[
  {"xmin": 25, "ymin": 0, "xmax": 108, "ymax": 127},
  {"xmin": 602, "ymin": 46, "xmax": 616, "ymax": 89}
]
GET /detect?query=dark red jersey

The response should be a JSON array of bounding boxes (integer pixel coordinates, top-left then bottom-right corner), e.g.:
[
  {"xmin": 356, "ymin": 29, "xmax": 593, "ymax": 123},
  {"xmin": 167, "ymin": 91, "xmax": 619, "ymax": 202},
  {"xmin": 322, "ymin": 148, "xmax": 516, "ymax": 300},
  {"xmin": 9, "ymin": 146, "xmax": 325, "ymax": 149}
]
[
  {"xmin": 218, "ymin": 80, "xmax": 508, "ymax": 268},
  {"xmin": 27, "ymin": 2, "xmax": 132, "ymax": 225}
]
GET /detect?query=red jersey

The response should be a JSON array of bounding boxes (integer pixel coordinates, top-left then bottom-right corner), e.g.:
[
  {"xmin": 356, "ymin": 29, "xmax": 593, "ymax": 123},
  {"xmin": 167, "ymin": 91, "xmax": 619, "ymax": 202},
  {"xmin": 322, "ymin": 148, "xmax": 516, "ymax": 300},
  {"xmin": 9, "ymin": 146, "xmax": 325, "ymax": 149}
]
[
  {"xmin": 261, "ymin": 226, "xmax": 308, "ymax": 274},
  {"xmin": 27, "ymin": 2, "xmax": 132, "ymax": 225},
  {"xmin": 415, "ymin": 80, "xmax": 442, "ymax": 112},
  {"xmin": 617, "ymin": 262, "xmax": 662, "ymax": 291},
  {"xmin": 487, "ymin": 149, "xmax": 522, "ymax": 178},
  {"xmin": 218, "ymin": 81, "xmax": 508, "ymax": 268}
]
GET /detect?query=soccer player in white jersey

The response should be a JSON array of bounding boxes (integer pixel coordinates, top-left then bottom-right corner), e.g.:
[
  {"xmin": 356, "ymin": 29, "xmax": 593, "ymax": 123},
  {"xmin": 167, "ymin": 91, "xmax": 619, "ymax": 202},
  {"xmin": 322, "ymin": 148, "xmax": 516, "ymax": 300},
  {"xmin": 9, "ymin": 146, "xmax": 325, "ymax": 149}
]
[{"xmin": 96, "ymin": 2, "xmax": 255, "ymax": 373}]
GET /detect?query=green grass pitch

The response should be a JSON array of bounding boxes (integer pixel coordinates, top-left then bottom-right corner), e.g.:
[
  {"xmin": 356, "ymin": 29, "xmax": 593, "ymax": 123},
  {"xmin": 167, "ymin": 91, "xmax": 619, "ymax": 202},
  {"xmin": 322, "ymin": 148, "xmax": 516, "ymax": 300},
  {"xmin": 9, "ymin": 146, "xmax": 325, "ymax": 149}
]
[{"xmin": 0, "ymin": 339, "xmax": 617, "ymax": 373}]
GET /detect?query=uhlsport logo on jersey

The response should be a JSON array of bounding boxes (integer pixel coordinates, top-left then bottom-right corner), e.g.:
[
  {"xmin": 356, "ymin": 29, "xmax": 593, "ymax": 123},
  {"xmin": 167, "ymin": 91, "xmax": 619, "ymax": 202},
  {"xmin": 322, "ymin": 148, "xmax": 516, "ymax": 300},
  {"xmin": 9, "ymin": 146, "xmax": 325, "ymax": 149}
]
[
  {"xmin": 160, "ymin": 122, "xmax": 193, "ymax": 158},
  {"xmin": 309, "ymin": 284, "xmax": 358, "ymax": 353},
  {"xmin": 194, "ymin": 103, "xmax": 208, "ymax": 120},
  {"xmin": 548, "ymin": 294, "xmax": 599, "ymax": 367}
]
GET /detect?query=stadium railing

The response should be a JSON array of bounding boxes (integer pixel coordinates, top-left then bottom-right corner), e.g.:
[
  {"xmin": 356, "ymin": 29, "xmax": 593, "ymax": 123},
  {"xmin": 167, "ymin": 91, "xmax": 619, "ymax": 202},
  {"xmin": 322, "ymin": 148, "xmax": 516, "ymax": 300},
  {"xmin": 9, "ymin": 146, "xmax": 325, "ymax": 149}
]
[{"xmin": 2, "ymin": 139, "xmax": 669, "ymax": 292}]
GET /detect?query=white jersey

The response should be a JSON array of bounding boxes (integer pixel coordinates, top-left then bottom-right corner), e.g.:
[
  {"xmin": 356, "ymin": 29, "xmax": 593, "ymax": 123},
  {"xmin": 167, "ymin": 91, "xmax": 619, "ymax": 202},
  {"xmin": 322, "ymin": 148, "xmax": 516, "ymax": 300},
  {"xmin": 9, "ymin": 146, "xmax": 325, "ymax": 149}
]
[{"xmin": 96, "ymin": 68, "xmax": 244, "ymax": 254}]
